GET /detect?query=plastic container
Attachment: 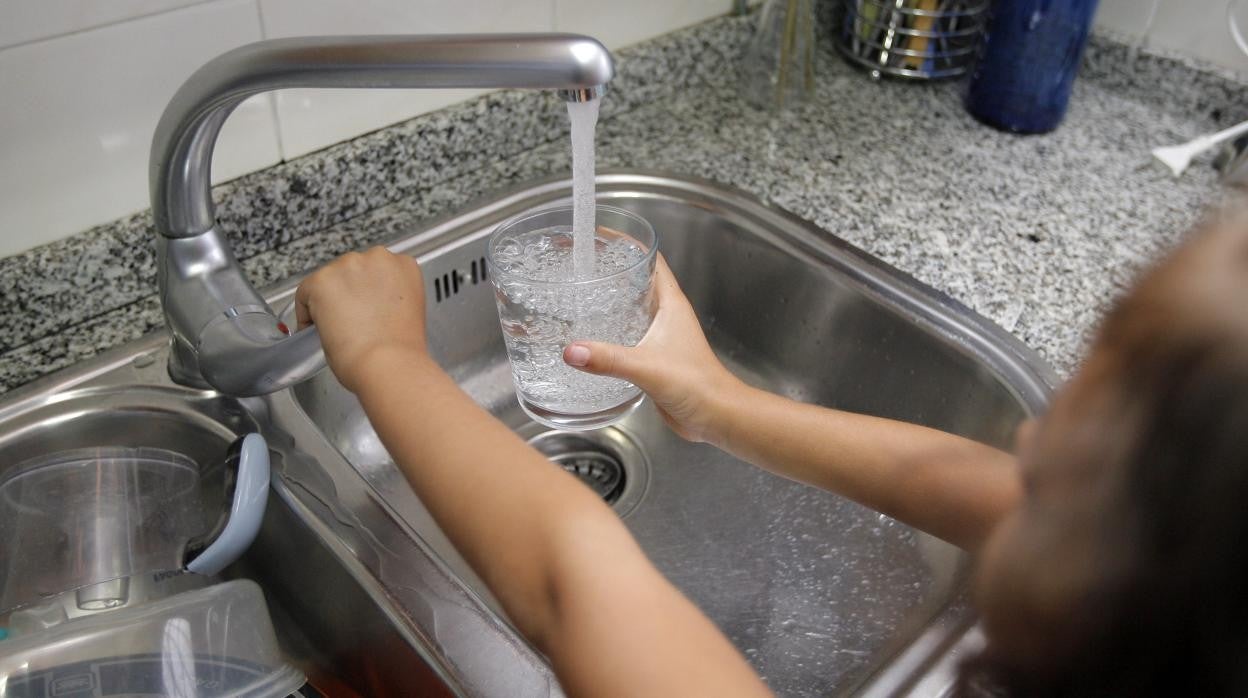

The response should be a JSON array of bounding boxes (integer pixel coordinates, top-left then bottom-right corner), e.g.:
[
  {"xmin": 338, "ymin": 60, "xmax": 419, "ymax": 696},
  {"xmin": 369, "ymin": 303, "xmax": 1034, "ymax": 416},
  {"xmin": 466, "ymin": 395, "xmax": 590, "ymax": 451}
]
[
  {"xmin": 964, "ymin": 0, "xmax": 1101, "ymax": 133},
  {"xmin": 0, "ymin": 436, "xmax": 271, "ymax": 615},
  {"xmin": 0, "ymin": 448, "xmax": 209, "ymax": 614},
  {"xmin": 0, "ymin": 579, "xmax": 305, "ymax": 697}
]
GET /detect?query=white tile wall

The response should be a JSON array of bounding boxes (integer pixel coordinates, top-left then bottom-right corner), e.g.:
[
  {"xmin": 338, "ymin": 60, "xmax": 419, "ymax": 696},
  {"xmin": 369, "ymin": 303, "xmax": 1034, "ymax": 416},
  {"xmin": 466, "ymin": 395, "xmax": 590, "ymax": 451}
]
[
  {"xmin": 260, "ymin": 0, "xmax": 552, "ymax": 159},
  {"xmin": 0, "ymin": 0, "xmax": 208, "ymax": 49},
  {"xmin": 1096, "ymin": 0, "xmax": 1248, "ymax": 75},
  {"xmin": 0, "ymin": 0, "xmax": 281, "ymax": 258},
  {"xmin": 0, "ymin": 0, "xmax": 734, "ymax": 257}
]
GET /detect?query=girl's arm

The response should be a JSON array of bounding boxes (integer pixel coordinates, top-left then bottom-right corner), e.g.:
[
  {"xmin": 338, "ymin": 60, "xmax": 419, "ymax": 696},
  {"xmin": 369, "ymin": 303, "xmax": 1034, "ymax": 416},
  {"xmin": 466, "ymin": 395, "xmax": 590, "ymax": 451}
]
[
  {"xmin": 296, "ymin": 248, "xmax": 771, "ymax": 697},
  {"xmin": 565, "ymin": 256, "xmax": 1021, "ymax": 551},
  {"xmin": 709, "ymin": 382, "xmax": 1020, "ymax": 550}
]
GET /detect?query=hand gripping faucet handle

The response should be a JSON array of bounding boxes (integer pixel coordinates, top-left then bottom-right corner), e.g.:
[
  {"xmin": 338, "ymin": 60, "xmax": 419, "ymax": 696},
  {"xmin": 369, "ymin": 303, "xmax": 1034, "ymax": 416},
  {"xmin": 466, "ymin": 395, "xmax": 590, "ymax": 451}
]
[{"xmin": 151, "ymin": 34, "xmax": 614, "ymax": 396}]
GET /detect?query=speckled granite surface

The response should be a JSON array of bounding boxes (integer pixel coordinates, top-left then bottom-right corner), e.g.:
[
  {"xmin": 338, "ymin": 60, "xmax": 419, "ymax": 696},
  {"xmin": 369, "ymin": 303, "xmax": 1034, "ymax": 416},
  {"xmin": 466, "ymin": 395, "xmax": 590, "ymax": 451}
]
[{"xmin": 1, "ymin": 14, "xmax": 1245, "ymax": 393}]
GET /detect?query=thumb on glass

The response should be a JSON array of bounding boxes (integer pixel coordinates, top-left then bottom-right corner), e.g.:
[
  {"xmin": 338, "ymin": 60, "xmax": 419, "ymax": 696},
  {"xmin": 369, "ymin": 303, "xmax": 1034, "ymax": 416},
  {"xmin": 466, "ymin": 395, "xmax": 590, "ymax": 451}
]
[{"xmin": 563, "ymin": 341, "xmax": 645, "ymax": 383}]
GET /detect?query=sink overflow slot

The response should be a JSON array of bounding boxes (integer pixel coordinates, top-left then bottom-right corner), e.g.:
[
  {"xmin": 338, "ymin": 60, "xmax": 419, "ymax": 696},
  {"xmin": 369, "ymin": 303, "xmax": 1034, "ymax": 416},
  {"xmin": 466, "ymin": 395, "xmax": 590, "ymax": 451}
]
[{"xmin": 434, "ymin": 256, "xmax": 488, "ymax": 302}]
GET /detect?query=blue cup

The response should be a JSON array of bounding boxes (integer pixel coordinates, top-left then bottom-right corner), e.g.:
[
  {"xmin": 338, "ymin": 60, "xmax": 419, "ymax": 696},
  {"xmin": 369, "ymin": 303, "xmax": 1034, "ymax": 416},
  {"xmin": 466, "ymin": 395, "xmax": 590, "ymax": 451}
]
[{"xmin": 965, "ymin": 0, "xmax": 1101, "ymax": 134}]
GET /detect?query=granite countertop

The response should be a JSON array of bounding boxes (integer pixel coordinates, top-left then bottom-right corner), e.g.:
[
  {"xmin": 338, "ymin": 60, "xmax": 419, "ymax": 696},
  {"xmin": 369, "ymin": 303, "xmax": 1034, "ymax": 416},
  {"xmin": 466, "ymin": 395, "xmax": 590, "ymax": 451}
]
[{"xmin": 2, "ymin": 14, "xmax": 1246, "ymax": 394}]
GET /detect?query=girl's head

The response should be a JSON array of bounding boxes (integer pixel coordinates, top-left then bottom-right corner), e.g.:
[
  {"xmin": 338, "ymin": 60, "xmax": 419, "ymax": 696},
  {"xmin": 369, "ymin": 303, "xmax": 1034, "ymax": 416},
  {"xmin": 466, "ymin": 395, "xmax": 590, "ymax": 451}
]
[{"xmin": 967, "ymin": 211, "xmax": 1248, "ymax": 695}]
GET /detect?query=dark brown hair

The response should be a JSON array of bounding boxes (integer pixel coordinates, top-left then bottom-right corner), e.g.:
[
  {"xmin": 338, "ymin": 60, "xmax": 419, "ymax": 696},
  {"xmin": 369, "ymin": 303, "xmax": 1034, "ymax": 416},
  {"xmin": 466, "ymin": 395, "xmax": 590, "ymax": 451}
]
[{"xmin": 960, "ymin": 210, "xmax": 1248, "ymax": 696}]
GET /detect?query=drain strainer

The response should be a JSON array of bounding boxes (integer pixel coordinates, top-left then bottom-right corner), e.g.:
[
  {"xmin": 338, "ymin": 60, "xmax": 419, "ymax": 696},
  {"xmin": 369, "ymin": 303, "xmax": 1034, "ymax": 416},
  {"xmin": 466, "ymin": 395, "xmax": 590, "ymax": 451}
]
[
  {"xmin": 526, "ymin": 428, "xmax": 650, "ymax": 517},
  {"xmin": 549, "ymin": 446, "xmax": 624, "ymax": 503}
]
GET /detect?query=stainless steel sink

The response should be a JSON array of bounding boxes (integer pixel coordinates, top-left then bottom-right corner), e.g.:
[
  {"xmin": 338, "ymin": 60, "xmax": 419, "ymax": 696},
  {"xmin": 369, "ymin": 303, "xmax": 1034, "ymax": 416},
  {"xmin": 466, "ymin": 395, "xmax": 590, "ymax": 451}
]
[
  {"xmin": 0, "ymin": 172, "xmax": 1055, "ymax": 697},
  {"xmin": 284, "ymin": 172, "xmax": 1055, "ymax": 695}
]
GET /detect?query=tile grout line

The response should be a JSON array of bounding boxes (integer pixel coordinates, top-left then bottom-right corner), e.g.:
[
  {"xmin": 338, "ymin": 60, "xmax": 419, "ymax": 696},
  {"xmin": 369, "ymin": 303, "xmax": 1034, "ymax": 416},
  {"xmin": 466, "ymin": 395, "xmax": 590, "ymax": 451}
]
[
  {"xmin": 252, "ymin": 0, "xmax": 290, "ymax": 164},
  {"xmin": 0, "ymin": 0, "xmax": 230, "ymax": 54}
]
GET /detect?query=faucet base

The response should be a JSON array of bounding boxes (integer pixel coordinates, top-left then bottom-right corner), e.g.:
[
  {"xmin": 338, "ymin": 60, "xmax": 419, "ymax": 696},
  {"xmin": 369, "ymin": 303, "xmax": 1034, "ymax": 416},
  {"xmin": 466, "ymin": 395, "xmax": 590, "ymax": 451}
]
[{"xmin": 168, "ymin": 337, "xmax": 212, "ymax": 390}]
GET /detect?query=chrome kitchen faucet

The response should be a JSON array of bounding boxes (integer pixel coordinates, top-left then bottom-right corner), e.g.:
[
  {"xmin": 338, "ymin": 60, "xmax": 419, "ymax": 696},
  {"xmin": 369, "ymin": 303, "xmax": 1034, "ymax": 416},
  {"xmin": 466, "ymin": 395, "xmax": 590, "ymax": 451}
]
[{"xmin": 150, "ymin": 35, "xmax": 613, "ymax": 396}]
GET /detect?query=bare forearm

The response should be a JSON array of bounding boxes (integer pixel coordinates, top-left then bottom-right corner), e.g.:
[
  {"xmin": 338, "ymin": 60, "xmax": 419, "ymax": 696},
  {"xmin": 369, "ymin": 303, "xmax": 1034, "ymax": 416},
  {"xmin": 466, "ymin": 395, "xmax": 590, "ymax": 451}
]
[
  {"xmin": 297, "ymin": 250, "xmax": 768, "ymax": 694},
  {"xmin": 712, "ymin": 383, "xmax": 1021, "ymax": 550},
  {"xmin": 353, "ymin": 348, "xmax": 610, "ymax": 644},
  {"xmin": 353, "ymin": 349, "xmax": 770, "ymax": 695}
]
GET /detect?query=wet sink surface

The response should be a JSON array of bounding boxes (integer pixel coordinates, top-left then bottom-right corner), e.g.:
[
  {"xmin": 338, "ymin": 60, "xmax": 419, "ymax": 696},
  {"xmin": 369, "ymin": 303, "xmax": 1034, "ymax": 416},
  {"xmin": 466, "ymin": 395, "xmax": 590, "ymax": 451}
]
[
  {"xmin": 290, "ymin": 172, "xmax": 1056, "ymax": 695},
  {"xmin": 0, "ymin": 172, "xmax": 1052, "ymax": 697}
]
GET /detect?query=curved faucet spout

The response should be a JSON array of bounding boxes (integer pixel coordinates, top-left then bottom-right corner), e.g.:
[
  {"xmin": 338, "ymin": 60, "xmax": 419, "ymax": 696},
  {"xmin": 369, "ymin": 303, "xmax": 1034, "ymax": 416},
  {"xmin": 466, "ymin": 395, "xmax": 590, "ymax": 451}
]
[{"xmin": 150, "ymin": 34, "xmax": 614, "ymax": 396}]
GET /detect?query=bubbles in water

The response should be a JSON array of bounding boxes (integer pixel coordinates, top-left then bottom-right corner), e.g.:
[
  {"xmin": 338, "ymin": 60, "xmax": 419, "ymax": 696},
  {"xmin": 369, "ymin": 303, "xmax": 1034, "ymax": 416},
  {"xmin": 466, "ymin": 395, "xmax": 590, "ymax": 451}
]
[{"xmin": 493, "ymin": 226, "xmax": 652, "ymax": 414}]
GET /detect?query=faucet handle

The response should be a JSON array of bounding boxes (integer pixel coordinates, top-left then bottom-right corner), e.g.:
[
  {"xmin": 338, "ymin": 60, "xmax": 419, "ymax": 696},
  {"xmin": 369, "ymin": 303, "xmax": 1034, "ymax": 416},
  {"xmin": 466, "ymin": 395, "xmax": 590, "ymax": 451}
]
[
  {"xmin": 166, "ymin": 299, "xmax": 328, "ymax": 397},
  {"xmin": 159, "ymin": 229, "xmax": 327, "ymax": 396},
  {"xmin": 195, "ymin": 309, "xmax": 326, "ymax": 396}
]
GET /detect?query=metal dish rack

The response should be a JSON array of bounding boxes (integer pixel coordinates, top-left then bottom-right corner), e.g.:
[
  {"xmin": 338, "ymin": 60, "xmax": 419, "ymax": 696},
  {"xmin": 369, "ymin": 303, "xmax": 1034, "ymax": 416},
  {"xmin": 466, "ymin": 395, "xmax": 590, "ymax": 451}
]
[{"xmin": 837, "ymin": 0, "xmax": 990, "ymax": 80}]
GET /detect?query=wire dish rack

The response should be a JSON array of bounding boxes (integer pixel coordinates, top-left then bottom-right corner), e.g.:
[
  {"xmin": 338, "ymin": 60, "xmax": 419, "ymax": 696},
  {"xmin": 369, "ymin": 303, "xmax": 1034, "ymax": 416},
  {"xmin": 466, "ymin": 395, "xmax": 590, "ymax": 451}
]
[{"xmin": 837, "ymin": 0, "xmax": 990, "ymax": 80}]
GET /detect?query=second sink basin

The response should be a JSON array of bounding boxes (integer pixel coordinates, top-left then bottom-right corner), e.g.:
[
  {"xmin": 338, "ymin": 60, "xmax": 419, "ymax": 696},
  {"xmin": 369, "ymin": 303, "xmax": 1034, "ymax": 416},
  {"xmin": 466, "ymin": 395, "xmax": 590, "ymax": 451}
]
[{"xmin": 284, "ymin": 171, "xmax": 1055, "ymax": 695}]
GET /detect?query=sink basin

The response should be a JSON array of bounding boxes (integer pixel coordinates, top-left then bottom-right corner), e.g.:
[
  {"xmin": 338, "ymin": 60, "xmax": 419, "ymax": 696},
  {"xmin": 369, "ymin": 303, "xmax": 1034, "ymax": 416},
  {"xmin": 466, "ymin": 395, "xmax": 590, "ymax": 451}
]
[
  {"xmin": 282, "ymin": 172, "xmax": 1056, "ymax": 696},
  {"xmin": 0, "ymin": 171, "xmax": 1053, "ymax": 697}
]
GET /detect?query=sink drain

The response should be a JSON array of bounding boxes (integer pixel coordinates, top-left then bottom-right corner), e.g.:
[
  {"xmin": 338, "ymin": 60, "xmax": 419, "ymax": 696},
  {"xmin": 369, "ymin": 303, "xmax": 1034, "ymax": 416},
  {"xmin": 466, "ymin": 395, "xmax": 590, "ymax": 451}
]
[
  {"xmin": 537, "ymin": 436, "xmax": 625, "ymax": 503},
  {"xmin": 526, "ymin": 427, "xmax": 650, "ymax": 517}
]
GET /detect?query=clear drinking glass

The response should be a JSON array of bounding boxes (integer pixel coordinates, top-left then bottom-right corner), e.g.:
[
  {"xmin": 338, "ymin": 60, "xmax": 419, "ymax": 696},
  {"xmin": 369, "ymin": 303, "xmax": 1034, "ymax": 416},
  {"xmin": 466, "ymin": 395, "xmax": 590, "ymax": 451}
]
[{"xmin": 487, "ymin": 204, "xmax": 658, "ymax": 430}]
